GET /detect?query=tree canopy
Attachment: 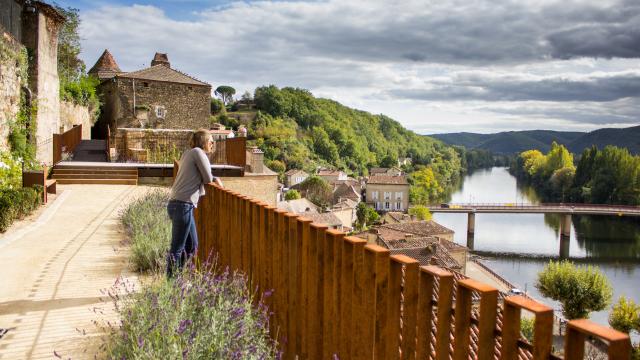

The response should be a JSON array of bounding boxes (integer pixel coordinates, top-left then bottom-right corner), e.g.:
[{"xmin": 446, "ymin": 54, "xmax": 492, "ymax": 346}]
[
  {"xmin": 514, "ymin": 144, "xmax": 640, "ymax": 205},
  {"xmin": 215, "ymin": 86, "xmax": 236, "ymax": 105},
  {"xmin": 249, "ymin": 85, "xmax": 463, "ymax": 199},
  {"xmin": 536, "ymin": 260, "xmax": 612, "ymax": 319},
  {"xmin": 409, "ymin": 205, "xmax": 432, "ymax": 221},
  {"xmin": 284, "ymin": 189, "xmax": 301, "ymax": 201},
  {"xmin": 356, "ymin": 202, "xmax": 380, "ymax": 230},
  {"xmin": 297, "ymin": 176, "xmax": 333, "ymax": 208}
]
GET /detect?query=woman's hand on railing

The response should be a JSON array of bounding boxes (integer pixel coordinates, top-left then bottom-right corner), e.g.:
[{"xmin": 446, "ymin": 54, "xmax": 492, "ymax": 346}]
[{"xmin": 214, "ymin": 178, "xmax": 224, "ymax": 188}]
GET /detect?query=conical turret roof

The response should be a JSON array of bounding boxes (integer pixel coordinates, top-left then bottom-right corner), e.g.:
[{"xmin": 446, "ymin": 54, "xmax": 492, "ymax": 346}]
[{"xmin": 88, "ymin": 49, "xmax": 122, "ymax": 80}]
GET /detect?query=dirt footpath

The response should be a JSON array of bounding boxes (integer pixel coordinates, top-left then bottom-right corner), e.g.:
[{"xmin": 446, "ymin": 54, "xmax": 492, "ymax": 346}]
[{"xmin": 0, "ymin": 185, "xmax": 151, "ymax": 359}]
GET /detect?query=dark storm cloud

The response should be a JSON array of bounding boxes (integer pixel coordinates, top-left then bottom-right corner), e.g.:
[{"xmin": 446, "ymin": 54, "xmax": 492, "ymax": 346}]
[{"xmin": 389, "ymin": 73, "xmax": 640, "ymax": 102}]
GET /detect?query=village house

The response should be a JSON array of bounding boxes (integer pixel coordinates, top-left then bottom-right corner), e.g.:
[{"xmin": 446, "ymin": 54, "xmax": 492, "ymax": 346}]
[
  {"xmin": 365, "ymin": 174, "xmax": 410, "ymax": 212},
  {"xmin": 0, "ymin": 0, "xmax": 65, "ymax": 164},
  {"xmin": 284, "ymin": 169, "xmax": 308, "ymax": 187},
  {"xmin": 317, "ymin": 169, "xmax": 347, "ymax": 183},
  {"xmin": 369, "ymin": 167, "xmax": 403, "ymax": 176},
  {"xmin": 89, "ymin": 50, "xmax": 212, "ymax": 138},
  {"xmin": 356, "ymin": 221, "xmax": 465, "ymax": 272},
  {"xmin": 381, "ymin": 211, "xmax": 418, "ymax": 224},
  {"xmin": 209, "ymin": 123, "xmax": 234, "ymax": 140},
  {"xmin": 277, "ymin": 198, "xmax": 319, "ymax": 214},
  {"xmin": 332, "ymin": 182, "xmax": 361, "ymax": 204},
  {"xmin": 330, "ymin": 198, "xmax": 358, "ymax": 231}
]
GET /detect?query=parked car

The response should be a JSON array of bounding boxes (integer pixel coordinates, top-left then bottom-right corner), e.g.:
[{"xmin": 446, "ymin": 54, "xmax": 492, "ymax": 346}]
[
  {"xmin": 509, "ymin": 288, "xmax": 524, "ymax": 295},
  {"xmin": 440, "ymin": 203, "xmax": 450, "ymax": 208}
]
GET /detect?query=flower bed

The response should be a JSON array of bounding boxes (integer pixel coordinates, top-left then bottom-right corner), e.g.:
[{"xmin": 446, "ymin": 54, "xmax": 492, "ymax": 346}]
[
  {"xmin": 120, "ymin": 190, "xmax": 171, "ymax": 272},
  {"xmin": 104, "ymin": 267, "xmax": 277, "ymax": 359}
]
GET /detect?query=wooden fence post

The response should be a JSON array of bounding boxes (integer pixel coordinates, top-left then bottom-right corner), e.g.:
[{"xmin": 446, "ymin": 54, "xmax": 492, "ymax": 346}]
[
  {"xmin": 416, "ymin": 266, "xmax": 453, "ymax": 360},
  {"xmin": 389, "ymin": 255, "xmax": 419, "ymax": 360},
  {"xmin": 362, "ymin": 244, "xmax": 390, "ymax": 359},
  {"xmin": 452, "ymin": 278, "xmax": 498, "ymax": 360},
  {"xmin": 564, "ymin": 319, "xmax": 631, "ymax": 360},
  {"xmin": 297, "ymin": 217, "xmax": 313, "ymax": 359},
  {"xmin": 500, "ymin": 295, "xmax": 553, "ymax": 360}
]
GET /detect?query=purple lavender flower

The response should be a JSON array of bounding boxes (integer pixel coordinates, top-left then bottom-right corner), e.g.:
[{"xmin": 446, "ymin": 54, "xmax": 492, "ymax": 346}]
[{"xmin": 176, "ymin": 319, "xmax": 193, "ymax": 334}]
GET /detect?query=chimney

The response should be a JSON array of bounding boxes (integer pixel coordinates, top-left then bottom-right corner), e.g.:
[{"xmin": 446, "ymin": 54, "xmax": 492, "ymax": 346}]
[
  {"xmin": 151, "ymin": 52, "xmax": 170, "ymax": 68},
  {"xmin": 247, "ymin": 146, "xmax": 264, "ymax": 174}
]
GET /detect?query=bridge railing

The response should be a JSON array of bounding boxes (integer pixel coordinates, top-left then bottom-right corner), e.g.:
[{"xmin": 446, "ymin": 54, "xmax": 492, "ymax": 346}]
[
  {"xmin": 431, "ymin": 202, "xmax": 640, "ymax": 212},
  {"xmin": 195, "ymin": 184, "xmax": 631, "ymax": 359}
]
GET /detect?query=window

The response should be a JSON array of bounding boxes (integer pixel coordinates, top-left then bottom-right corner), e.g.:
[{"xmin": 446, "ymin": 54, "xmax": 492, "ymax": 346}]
[
  {"xmin": 372, "ymin": 191, "xmax": 379, "ymax": 200},
  {"xmin": 143, "ymin": 82, "xmax": 149, "ymax": 87},
  {"xmin": 396, "ymin": 192, "xmax": 403, "ymax": 200},
  {"xmin": 155, "ymin": 106, "xmax": 166, "ymax": 119},
  {"xmin": 384, "ymin": 192, "xmax": 391, "ymax": 200},
  {"xmin": 385, "ymin": 202, "xmax": 390, "ymax": 210},
  {"xmin": 396, "ymin": 201, "xmax": 402, "ymax": 210}
]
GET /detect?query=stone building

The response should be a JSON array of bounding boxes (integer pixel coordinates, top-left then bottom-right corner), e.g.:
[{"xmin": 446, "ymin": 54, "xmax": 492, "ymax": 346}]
[
  {"xmin": 284, "ymin": 169, "xmax": 308, "ymax": 187},
  {"xmin": 0, "ymin": 0, "xmax": 65, "ymax": 163},
  {"xmin": 365, "ymin": 174, "xmax": 410, "ymax": 212},
  {"xmin": 89, "ymin": 50, "xmax": 212, "ymax": 138},
  {"xmin": 355, "ymin": 221, "xmax": 465, "ymax": 272}
]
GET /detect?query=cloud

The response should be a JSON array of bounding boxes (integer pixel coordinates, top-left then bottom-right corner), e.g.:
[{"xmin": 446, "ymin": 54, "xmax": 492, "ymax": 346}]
[
  {"xmin": 388, "ymin": 71, "xmax": 640, "ymax": 102},
  {"xmin": 77, "ymin": 0, "xmax": 640, "ymax": 133}
]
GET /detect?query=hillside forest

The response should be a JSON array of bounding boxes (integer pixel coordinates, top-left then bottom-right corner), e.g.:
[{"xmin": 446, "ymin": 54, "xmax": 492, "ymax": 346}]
[
  {"xmin": 216, "ymin": 86, "xmax": 485, "ymax": 203},
  {"xmin": 512, "ymin": 143, "xmax": 640, "ymax": 205}
]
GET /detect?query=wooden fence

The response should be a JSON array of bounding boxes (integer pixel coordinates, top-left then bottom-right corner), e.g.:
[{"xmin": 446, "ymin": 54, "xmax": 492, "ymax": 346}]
[
  {"xmin": 195, "ymin": 184, "xmax": 632, "ymax": 360},
  {"xmin": 52, "ymin": 124, "xmax": 82, "ymax": 164}
]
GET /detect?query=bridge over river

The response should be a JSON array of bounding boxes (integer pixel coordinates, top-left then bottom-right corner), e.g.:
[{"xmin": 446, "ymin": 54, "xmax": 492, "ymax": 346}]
[{"xmin": 427, "ymin": 203, "xmax": 640, "ymax": 257}]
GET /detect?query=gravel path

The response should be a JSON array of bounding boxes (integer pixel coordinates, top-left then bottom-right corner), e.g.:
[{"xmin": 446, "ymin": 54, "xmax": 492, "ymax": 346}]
[{"xmin": 0, "ymin": 185, "xmax": 150, "ymax": 359}]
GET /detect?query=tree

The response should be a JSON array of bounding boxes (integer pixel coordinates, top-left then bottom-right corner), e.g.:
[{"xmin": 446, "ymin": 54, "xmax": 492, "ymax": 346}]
[
  {"xmin": 409, "ymin": 167, "xmax": 443, "ymax": 205},
  {"xmin": 298, "ymin": 176, "xmax": 333, "ymax": 208},
  {"xmin": 609, "ymin": 296, "xmax": 640, "ymax": 334},
  {"xmin": 409, "ymin": 205, "xmax": 432, "ymax": 220},
  {"xmin": 550, "ymin": 167, "xmax": 575, "ymax": 202},
  {"xmin": 55, "ymin": 6, "xmax": 85, "ymax": 84},
  {"xmin": 312, "ymin": 127, "xmax": 339, "ymax": 164},
  {"xmin": 215, "ymin": 85, "xmax": 236, "ymax": 105},
  {"xmin": 240, "ymin": 91, "xmax": 253, "ymax": 102},
  {"xmin": 210, "ymin": 98, "xmax": 225, "ymax": 115},
  {"xmin": 284, "ymin": 189, "xmax": 301, "ymax": 201},
  {"xmin": 356, "ymin": 202, "xmax": 379, "ymax": 230},
  {"xmin": 536, "ymin": 260, "xmax": 612, "ymax": 319},
  {"xmin": 379, "ymin": 154, "xmax": 397, "ymax": 168}
]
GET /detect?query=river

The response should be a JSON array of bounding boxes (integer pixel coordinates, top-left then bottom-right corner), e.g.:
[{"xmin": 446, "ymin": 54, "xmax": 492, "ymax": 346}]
[{"xmin": 432, "ymin": 167, "xmax": 640, "ymax": 330}]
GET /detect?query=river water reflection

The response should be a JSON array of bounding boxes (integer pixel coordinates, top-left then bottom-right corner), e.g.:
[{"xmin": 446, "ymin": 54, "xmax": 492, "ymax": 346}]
[{"xmin": 432, "ymin": 167, "xmax": 640, "ymax": 328}]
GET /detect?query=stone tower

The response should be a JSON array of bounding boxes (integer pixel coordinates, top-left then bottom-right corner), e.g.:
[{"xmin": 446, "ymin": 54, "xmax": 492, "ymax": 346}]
[{"xmin": 88, "ymin": 49, "xmax": 122, "ymax": 80}]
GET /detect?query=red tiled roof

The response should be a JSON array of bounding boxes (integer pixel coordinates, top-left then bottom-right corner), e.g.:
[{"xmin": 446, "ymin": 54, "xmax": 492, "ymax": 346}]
[
  {"xmin": 304, "ymin": 212, "xmax": 342, "ymax": 227},
  {"xmin": 367, "ymin": 174, "xmax": 409, "ymax": 185}
]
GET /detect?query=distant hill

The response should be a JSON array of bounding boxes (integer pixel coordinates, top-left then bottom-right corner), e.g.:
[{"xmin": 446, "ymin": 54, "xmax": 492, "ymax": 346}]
[{"xmin": 430, "ymin": 126, "xmax": 640, "ymax": 154}]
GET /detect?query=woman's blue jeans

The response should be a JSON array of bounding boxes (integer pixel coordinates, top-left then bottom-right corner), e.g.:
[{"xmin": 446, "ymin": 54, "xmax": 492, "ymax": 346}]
[{"xmin": 167, "ymin": 200, "xmax": 198, "ymax": 277}]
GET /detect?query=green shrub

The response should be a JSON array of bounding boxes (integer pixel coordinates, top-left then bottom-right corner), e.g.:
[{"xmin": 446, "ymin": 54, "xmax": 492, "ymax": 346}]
[
  {"xmin": 536, "ymin": 260, "xmax": 612, "ymax": 319},
  {"xmin": 120, "ymin": 190, "xmax": 171, "ymax": 272},
  {"xmin": 104, "ymin": 265, "xmax": 277, "ymax": 359},
  {"xmin": 0, "ymin": 186, "xmax": 43, "ymax": 232}
]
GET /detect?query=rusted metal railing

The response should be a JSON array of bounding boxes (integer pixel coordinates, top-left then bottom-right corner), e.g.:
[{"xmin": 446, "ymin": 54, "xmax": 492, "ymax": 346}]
[
  {"xmin": 195, "ymin": 184, "xmax": 632, "ymax": 359},
  {"xmin": 52, "ymin": 124, "xmax": 82, "ymax": 164}
]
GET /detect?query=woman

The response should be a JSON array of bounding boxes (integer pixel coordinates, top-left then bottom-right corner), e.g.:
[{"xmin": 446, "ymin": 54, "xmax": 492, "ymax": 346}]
[{"xmin": 167, "ymin": 129, "xmax": 223, "ymax": 277}]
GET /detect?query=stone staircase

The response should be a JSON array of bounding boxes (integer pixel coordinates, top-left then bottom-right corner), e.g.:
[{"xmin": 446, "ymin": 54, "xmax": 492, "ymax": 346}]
[{"xmin": 51, "ymin": 165, "xmax": 138, "ymax": 185}]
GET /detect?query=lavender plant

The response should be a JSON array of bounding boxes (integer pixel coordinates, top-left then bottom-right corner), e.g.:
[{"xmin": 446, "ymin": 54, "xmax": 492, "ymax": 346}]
[
  {"xmin": 104, "ymin": 266, "xmax": 277, "ymax": 359},
  {"xmin": 120, "ymin": 189, "xmax": 171, "ymax": 272}
]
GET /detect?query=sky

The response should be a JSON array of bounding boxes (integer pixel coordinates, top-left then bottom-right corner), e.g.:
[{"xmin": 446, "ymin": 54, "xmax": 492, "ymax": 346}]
[{"xmin": 57, "ymin": 0, "xmax": 640, "ymax": 134}]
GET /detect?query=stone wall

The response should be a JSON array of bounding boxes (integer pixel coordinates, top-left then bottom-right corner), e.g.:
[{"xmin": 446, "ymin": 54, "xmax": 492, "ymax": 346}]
[
  {"xmin": 0, "ymin": 31, "xmax": 23, "ymax": 153},
  {"xmin": 60, "ymin": 101, "xmax": 91, "ymax": 139},
  {"xmin": 113, "ymin": 128, "xmax": 192, "ymax": 163},
  {"xmin": 219, "ymin": 174, "xmax": 279, "ymax": 207},
  {"xmin": 108, "ymin": 78, "xmax": 210, "ymax": 131},
  {"xmin": 22, "ymin": 10, "xmax": 62, "ymax": 165}
]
